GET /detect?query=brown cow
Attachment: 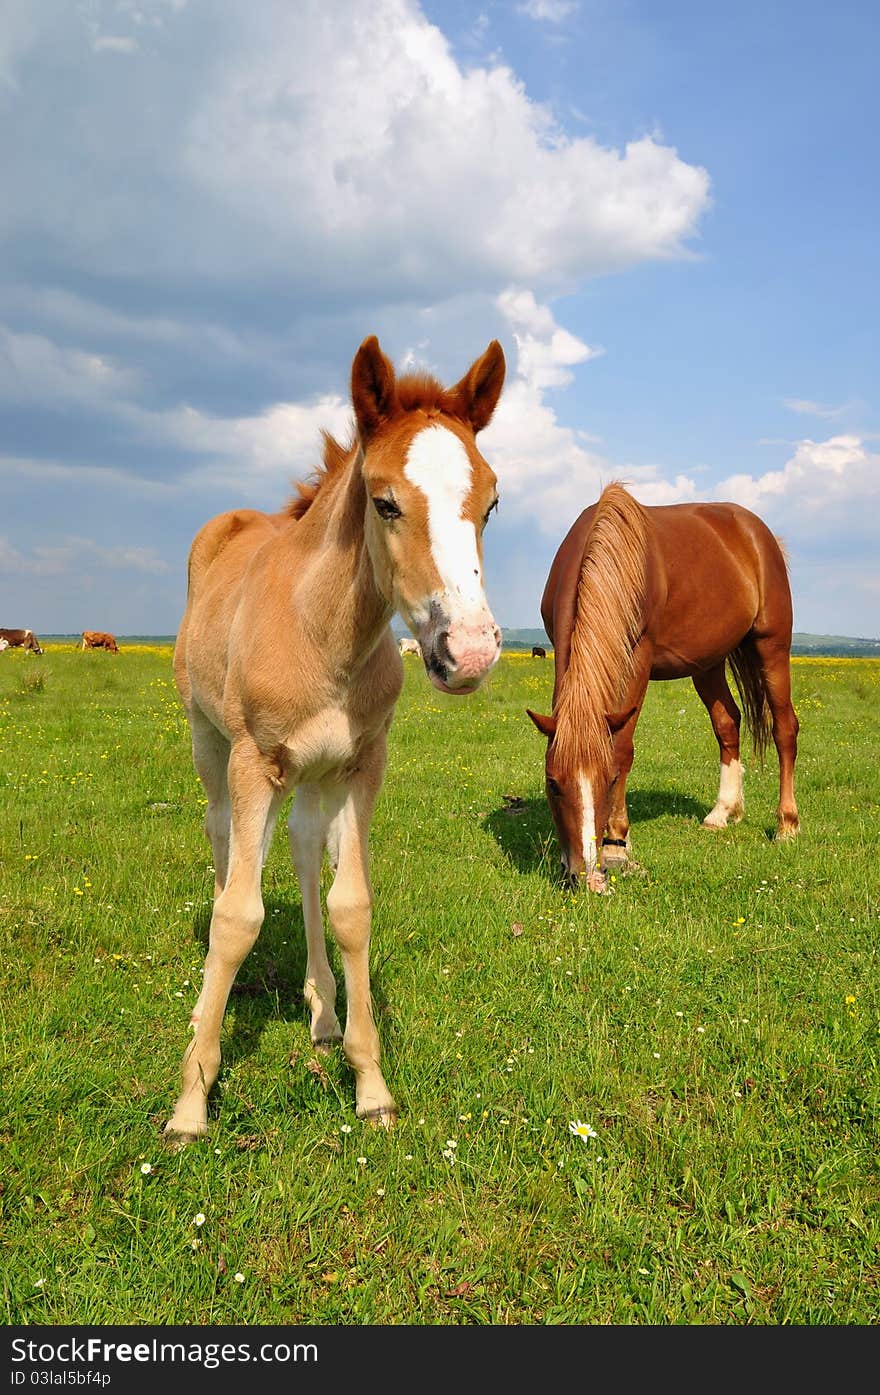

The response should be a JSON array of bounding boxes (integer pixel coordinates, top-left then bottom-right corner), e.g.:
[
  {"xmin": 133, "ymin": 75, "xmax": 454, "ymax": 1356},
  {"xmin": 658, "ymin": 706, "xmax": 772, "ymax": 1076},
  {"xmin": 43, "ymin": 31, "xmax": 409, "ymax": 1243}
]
[
  {"xmin": 0, "ymin": 628, "xmax": 44, "ymax": 654},
  {"xmin": 81, "ymin": 631, "xmax": 119, "ymax": 653}
]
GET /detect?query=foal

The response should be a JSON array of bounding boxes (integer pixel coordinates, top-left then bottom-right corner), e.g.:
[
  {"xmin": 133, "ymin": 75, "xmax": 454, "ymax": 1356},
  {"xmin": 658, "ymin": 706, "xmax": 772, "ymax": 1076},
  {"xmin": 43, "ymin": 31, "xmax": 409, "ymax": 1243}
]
[{"xmin": 165, "ymin": 336, "xmax": 505, "ymax": 1142}]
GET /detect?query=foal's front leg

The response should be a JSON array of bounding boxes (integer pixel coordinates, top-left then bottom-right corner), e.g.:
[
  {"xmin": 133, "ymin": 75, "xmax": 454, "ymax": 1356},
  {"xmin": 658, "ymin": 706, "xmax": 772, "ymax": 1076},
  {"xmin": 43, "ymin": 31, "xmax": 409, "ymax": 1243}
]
[
  {"xmin": 164, "ymin": 739, "xmax": 282, "ymax": 1144},
  {"xmin": 325, "ymin": 738, "xmax": 396, "ymax": 1126}
]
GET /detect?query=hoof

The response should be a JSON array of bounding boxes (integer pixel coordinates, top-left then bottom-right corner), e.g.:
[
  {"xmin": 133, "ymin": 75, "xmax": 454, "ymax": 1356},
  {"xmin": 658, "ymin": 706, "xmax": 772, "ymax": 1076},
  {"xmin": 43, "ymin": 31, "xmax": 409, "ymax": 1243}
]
[
  {"xmin": 312, "ymin": 1034, "xmax": 342, "ymax": 1056},
  {"xmin": 601, "ymin": 848, "xmax": 629, "ymax": 869},
  {"xmin": 162, "ymin": 1123, "xmax": 205, "ymax": 1151},
  {"xmin": 776, "ymin": 821, "xmax": 799, "ymax": 841},
  {"xmin": 703, "ymin": 805, "xmax": 743, "ymax": 830},
  {"xmin": 357, "ymin": 1106, "xmax": 397, "ymax": 1129},
  {"xmin": 584, "ymin": 868, "xmax": 609, "ymax": 894}
]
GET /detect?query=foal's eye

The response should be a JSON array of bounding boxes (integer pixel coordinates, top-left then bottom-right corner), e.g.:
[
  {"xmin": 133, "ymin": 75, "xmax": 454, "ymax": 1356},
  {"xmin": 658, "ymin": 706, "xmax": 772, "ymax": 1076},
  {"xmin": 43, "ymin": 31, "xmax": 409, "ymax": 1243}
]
[
  {"xmin": 547, "ymin": 776, "xmax": 562, "ymax": 797},
  {"xmin": 483, "ymin": 497, "xmax": 499, "ymax": 528},
  {"xmin": 373, "ymin": 496, "xmax": 402, "ymax": 522}
]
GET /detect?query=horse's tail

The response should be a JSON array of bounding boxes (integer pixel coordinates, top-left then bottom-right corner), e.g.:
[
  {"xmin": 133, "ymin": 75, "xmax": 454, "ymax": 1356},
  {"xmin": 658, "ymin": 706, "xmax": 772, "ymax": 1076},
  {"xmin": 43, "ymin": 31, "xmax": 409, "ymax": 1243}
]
[{"xmin": 727, "ymin": 637, "xmax": 772, "ymax": 763}]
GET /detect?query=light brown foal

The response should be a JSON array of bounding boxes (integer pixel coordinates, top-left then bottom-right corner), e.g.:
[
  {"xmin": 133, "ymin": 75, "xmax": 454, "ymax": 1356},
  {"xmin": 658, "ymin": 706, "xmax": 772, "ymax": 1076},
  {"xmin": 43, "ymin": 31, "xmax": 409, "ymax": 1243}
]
[
  {"xmin": 528, "ymin": 482, "xmax": 800, "ymax": 889},
  {"xmin": 165, "ymin": 336, "xmax": 505, "ymax": 1143}
]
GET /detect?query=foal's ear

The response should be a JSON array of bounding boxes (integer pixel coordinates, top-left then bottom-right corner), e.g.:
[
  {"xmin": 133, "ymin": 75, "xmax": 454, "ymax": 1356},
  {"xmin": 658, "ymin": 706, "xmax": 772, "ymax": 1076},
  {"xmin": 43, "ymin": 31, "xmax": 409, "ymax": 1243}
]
[
  {"xmin": 526, "ymin": 708, "xmax": 557, "ymax": 739},
  {"xmin": 450, "ymin": 340, "xmax": 506, "ymax": 433},
  {"xmin": 352, "ymin": 336, "xmax": 399, "ymax": 439},
  {"xmin": 605, "ymin": 704, "xmax": 638, "ymax": 735}
]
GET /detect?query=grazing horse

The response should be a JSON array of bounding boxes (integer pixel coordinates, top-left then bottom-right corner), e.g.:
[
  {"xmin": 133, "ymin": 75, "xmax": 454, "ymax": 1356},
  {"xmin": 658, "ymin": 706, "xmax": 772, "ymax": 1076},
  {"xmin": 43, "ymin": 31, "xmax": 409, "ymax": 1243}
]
[
  {"xmin": 0, "ymin": 628, "xmax": 44, "ymax": 654},
  {"xmin": 527, "ymin": 481, "xmax": 799, "ymax": 890},
  {"xmin": 531, "ymin": 645, "xmax": 547, "ymax": 659},
  {"xmin": 165, "ymin": 335, "xmax": 505, "ymax": 1143},
  {"xmin": 398, "ymin": 637, "xmax": 421, "ymax": 656},
  {"xmin": 81, "ymin": 631, "xmax": 119, "ymax": 653}
]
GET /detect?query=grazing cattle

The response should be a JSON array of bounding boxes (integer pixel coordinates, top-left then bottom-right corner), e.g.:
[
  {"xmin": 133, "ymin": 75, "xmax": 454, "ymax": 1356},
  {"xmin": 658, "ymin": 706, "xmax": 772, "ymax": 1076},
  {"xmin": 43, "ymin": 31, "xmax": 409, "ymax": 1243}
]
[
  {"xmin": 81, "ymin": 631, "xmax": 120, "ymax": 653},
  {"xmin": 531, "ymin": 645, "xmax": 547, "ymax": 659},
  {"xmin": 0, "ymin": 628, "xmax": 44, "ymax": 654},
  {"xmin": 528, "ymin": 481, "xmax": 799, "ymax": 891},
  {"xmin": 398, "ymin": 637, "xmax": 421, "ymax": 656},
  {"xmin": 164, "ymin": 334, "xmax": 505, "ymax": 1144}
]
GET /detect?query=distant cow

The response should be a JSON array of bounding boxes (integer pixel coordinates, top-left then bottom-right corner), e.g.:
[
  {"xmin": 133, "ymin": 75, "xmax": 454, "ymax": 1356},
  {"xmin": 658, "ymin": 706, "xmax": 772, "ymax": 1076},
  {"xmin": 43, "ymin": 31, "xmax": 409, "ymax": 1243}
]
[
  {"xmin": 398, "ymin": 637, "xmax": 421, "ymax": 656},
  {"xmin": 81, "ymin": 631, "xmax": 119, "ymax": 653},
  {"xmin": 0, "ymin": 628, "xmax": 44, "ymax": 654},
  {"xmin": 531, "ymin": 645, "xmax": 547, "ymax": 659}
]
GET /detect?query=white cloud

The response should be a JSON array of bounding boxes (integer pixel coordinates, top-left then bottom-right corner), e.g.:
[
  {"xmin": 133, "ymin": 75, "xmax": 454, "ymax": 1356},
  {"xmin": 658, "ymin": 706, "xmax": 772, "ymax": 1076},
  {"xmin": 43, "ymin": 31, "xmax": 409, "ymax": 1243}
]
[
  {"xmin": 0, "ymin": 327, "xmax": 138, "ymax": 406},
  {"xmin": 481, "ymin": 291, "xmax": 697, "ymax": 533},
  {"xmin": 143, "ymin": 395, "xmax": 353, "ymax": 498},
  {"xmin": 518, "ymin": 0, "xmax": 578, "ymax": 21},
  {"xmin": 717, "ymin": 434, "xmax": 879, "ymax": 530},
  {"xmin": 0, "ymin": 533, "xmax": 170, "ymax": 576},
  {"xmin": 92, "ymin": 35, "xmax": 138, "ymax": 54},
  {"xmin": 0, "ymin": 453, "xmax": 177, "ymax": 497},
  {"xmin": 783, "ymin": 397, "xmax": 850, "ymax": 420},
  {"xmin": 497, "ymin": 288, "xmax": 602, "ymax": 389},
  {"xmin": 1, "ymin": 1, "xmax": 709, "ymax": 301},
  {"xmin": 184, "ymin": 3, "xmax": 709, "ymax": 293}
]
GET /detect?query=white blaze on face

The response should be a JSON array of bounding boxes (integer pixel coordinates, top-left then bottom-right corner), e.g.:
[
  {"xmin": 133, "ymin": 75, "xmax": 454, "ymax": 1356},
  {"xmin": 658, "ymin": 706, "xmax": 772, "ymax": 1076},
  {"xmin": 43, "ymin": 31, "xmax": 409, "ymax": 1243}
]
[
  {"xmin": 403, "ymin": 426, "xmax": 485, "ymax": 609},
  {"xmin": 578, "ymin": 773, "xmax": 597, "ymax": 872}
]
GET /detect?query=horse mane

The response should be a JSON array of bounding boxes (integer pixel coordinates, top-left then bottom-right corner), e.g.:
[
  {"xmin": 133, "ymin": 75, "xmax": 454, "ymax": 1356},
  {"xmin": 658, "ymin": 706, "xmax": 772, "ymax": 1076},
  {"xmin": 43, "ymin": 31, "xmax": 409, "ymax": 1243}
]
[
  {"xmin": 285, "ymin": 373, "xmax": 460, "ymax": 520},
  {"xmin": 553, "ymin": 482, "xmax": 651, "ymax": 778}
]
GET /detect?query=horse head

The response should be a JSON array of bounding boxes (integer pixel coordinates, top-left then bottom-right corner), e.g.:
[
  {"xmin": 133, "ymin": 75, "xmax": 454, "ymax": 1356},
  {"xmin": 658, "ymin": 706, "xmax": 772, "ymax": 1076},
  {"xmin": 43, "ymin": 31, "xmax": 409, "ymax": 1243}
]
[
  {"xmin": 527, "ymin": 704, "xmax": 636, "ymax": 890},
  {"xmin": 352, "ymin": 336, "xmax": 505, "ymax": 695}
]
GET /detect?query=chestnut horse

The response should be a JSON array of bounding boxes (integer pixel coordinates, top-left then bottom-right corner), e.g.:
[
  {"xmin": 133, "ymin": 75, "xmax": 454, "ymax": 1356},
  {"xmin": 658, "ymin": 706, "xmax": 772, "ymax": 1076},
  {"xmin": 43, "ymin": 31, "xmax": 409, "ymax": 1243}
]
[
  {"xmin": 527, "ymin": 482, "xmax": 799, "ymax": 890},
  {"xmin": 165, "ymin": 336, "xmax": 505, "ymax": 1143}
]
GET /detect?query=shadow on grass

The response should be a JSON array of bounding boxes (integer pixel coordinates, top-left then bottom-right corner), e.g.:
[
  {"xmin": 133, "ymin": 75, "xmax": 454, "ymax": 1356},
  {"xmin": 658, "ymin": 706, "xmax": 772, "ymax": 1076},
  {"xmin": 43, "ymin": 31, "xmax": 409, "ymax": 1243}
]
[
  {"xmin": 483, "ymin": 786, "xmax": 709, "ymax": 880},
  {"xmin": 625, "ymin": 788, "xmax": 707, "ymax": 825}
]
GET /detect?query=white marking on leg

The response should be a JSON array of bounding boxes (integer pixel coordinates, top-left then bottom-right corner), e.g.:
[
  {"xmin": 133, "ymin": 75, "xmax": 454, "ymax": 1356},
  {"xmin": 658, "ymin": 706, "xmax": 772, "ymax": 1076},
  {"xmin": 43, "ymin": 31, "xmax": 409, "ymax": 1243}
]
[
  {"xmin": 578, "ymin": 773, "xmax": 597, "ymax": 873},
  {"xmin": 404, "ymin": 426, "xmax": 485, "ymax": 608},
  {"xmin": 704, "ymin": 758, "xmax": 744, "ymax": 827}
]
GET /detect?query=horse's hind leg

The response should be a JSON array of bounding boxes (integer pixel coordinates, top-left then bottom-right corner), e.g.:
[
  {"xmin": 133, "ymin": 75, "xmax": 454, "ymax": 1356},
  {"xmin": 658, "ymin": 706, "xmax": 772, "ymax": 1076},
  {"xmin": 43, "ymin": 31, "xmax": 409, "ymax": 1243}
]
[
  {"xmin": 165, "ymin": 736, "xmax": 283, "ymax": 1144},
  {"xmin": 288, "ymin": 783, "xmax": 344, "ymax": 1052},
  {"xmin": 189, "ymin": 705, "xmax": 231, "ymax": 901},
  {"xmin": 752, "ymin": 635, "xmax": 800, "ymax": 838},
  {"xmin": 693, "ymin": 664, "xmax": 744, "ymax": 828}
]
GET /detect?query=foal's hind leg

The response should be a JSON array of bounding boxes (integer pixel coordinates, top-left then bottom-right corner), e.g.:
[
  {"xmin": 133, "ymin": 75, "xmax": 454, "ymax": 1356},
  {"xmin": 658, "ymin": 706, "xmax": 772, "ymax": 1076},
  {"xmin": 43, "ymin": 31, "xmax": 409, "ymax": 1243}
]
[
  {"xmin": 189, "ymin": 705, "xmax": 231, "ymax": 901},
  {"xmin": 752, "ymin": 635, "xmax": 800, "ymax": 838},
  {"xmin": 693, "ymin": 665, "xmax": 745, "ymax": 828},
  {"xmin": 165, "ymin": 736, "xmax": 283, "ymax": 1144},
  {"xmin": 288, "ymin": 783, "xmax": 344, "ymax": 1052},
  {"xmin": 325, "ymin": 736, "xmax": 396, "ymax": 1126}
]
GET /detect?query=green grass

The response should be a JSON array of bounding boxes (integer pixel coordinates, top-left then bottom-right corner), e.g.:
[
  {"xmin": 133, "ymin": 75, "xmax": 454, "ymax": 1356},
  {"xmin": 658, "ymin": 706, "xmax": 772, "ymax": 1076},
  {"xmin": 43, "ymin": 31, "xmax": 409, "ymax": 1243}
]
[{"xmin": 1, "ymin": 645, "xmax": 878, "ymax": 1325}]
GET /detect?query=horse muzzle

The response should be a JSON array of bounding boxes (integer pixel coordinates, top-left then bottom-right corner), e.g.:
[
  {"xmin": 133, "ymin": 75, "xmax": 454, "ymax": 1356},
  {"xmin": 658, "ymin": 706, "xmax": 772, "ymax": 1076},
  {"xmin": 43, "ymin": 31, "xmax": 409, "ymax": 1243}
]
[{"xmin": 421, "ymin": 612, "xmax": 502, "ymax": 695}]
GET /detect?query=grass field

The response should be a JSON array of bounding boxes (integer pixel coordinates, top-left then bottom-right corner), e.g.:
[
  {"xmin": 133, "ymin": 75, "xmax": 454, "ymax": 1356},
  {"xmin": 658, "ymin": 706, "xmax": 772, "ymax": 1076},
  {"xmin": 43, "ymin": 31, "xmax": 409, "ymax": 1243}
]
[{"xmin": 1, "ymin": 644, "xmax": 877, "ymax": 1325}]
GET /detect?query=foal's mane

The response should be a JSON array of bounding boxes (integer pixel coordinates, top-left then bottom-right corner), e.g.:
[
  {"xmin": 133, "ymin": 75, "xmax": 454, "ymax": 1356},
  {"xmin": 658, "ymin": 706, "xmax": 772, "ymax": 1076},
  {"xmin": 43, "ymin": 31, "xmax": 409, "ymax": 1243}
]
[
  {"xmin": 285, "ymin": 373, "xmax": 457, "ymax": 521},
  {"xmin": 553, "ymin": 482, "xmax": 650, "ymax": 777}
]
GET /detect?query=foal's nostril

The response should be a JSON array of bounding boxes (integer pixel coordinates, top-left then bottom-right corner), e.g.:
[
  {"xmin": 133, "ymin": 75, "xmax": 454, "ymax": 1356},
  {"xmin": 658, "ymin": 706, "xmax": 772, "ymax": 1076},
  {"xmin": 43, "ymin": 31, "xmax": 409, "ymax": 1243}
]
[{"xmin": 435, "ymin": 630, "xmax": 454, "ymax": 668}]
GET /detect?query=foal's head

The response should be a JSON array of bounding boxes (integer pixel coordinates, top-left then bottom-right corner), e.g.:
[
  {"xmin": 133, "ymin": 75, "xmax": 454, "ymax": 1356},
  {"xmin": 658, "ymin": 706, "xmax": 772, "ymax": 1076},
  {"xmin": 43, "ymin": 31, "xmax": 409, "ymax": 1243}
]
[
  {"xmin": 352, "ymin": 336, "xmax": 505, "ymax": 695},
  {"xmin": 527, "ymin": 704, "xmax": 636, "ymax": 888}
]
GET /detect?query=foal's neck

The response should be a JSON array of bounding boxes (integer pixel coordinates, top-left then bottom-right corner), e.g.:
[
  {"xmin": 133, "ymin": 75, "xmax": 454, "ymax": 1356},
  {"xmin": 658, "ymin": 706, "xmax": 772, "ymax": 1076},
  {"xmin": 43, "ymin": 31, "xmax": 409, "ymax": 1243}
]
[{"xmin": 291, "ymin": 444, "xmax": 392, "ymax": 667}]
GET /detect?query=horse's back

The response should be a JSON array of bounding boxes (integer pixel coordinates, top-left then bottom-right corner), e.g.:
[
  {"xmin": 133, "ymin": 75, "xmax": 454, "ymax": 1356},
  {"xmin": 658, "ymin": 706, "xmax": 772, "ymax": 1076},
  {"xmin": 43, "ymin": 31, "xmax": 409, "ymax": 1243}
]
[
  {"xmin": 544, "ymin": 495, "xmax": 792, "ymax": 683},
  {"xmin": 652, "ymin": 501, "xmax": 791, "ymax": 613},
  {"xmin": 174, "ymin": 509, "xmax": 282, "ymax": 719},
  {"xmin": 647, "ymin": 501, "xmax": 792, "ymax": 671}
]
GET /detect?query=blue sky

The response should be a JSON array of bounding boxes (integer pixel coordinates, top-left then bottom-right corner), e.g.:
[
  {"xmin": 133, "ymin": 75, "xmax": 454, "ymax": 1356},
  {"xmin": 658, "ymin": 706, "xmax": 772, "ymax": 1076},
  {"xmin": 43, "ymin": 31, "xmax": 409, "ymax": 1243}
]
[{"xmin": 2, "ymin": 0, "xmax": 878, "ymax": 637}]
